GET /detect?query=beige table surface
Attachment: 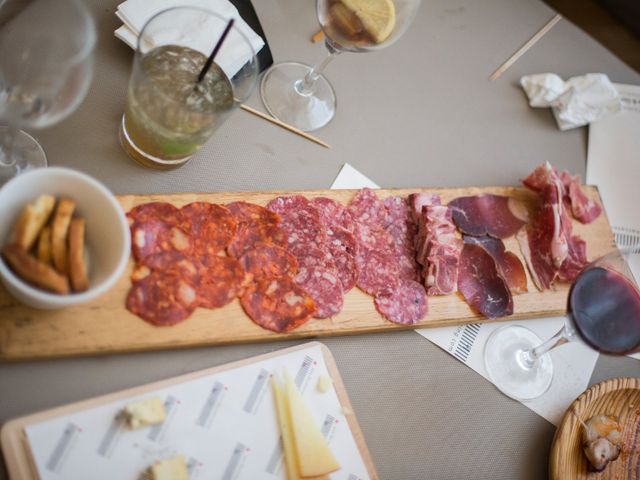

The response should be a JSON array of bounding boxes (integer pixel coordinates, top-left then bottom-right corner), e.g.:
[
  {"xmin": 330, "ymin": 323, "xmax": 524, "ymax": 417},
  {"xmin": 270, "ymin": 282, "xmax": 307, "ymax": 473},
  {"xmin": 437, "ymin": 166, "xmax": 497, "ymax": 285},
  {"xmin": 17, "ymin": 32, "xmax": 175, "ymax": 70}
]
[{"xmin": 2, "ymin": 0, "xmax": 640, "ymax": 478}]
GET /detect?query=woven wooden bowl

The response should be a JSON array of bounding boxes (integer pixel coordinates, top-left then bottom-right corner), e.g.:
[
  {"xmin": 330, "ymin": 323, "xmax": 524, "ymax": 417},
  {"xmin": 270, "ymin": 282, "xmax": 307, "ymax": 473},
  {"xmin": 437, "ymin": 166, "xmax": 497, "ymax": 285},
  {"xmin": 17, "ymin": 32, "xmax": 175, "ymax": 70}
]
[{"xmin": 550, "ymin": 377, "xmax": 640, "ymax": 479}]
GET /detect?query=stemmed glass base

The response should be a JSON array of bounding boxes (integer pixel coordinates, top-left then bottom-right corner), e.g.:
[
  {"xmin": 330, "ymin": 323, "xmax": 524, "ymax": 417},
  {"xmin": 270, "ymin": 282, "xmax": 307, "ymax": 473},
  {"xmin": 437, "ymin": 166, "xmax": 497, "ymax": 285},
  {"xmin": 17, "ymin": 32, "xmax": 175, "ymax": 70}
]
[
  {"xmin": 0, "ymin": 127, "xmax": 47, "ymax": 186},
  {"xmin": 260, "ymin": 62, "xmax": 336, "ymax": 132},
  {"xmin": 484, "ymin": 325, "xmax": 554, "ymax": 401}
]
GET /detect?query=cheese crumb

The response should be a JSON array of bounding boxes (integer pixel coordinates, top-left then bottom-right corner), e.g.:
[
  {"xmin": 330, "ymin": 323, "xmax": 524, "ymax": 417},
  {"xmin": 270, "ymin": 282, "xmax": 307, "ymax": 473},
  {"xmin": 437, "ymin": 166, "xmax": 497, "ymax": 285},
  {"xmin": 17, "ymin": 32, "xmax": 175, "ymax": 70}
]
[
  {"xmin": 316, "ymin": 374, "xmax": 333, "ymax": 393},
  {"xmin": 122, "ymin": 396, "xmax": 166, "ymax": 429},
  {"xmin": 149, "ymin": 455, "xmax": 188, "ymax": 480}
]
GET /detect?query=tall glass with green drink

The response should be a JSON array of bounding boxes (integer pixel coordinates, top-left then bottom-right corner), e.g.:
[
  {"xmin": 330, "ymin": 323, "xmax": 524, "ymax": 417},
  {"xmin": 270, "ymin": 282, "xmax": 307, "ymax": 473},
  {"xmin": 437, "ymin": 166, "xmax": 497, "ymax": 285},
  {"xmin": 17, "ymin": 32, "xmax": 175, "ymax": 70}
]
[{"xmin": 120, "ymin": 7, "xmax": 259, "ymax": 169}]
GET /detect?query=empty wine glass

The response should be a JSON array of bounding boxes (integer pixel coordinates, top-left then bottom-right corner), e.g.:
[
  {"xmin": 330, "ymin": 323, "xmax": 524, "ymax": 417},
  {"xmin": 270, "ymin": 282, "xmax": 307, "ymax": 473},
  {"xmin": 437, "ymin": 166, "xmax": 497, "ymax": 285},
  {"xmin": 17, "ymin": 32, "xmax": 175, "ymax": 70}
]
[
  {"xmin": 260, "ymin": 0, "xmax": 421, "ymax": 131},
  {"xmin": 484, "ymin": 246, "xmax": 640, "ymax": 401},
  {"xmin": 0, "ymin": 0, "xmax": 96, "ymax": 185}
]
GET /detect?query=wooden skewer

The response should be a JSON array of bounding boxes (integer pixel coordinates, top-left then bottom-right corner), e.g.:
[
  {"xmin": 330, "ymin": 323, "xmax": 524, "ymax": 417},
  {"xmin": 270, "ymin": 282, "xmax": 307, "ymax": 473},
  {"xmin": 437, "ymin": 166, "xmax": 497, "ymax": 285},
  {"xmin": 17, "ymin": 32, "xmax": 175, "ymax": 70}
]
[
  {"xmin": 312, "ymin": 30, "xmax": 325, "ymax": 43},
  {"xmin": 239, "ymin": 104, "xmax": 331, "ymax": 149},
  {"xmin": 489, "ymin": 13, "xmax": 562, "ymax": 81}
]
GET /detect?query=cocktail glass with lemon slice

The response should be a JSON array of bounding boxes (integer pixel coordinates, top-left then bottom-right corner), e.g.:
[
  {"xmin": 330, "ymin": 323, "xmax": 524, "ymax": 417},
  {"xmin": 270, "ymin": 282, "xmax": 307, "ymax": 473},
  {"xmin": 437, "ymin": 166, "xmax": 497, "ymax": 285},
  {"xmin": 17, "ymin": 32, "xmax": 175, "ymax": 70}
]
[{"xmin": 260, "ymin": 0, "xmax": 421, "ymax": 132}]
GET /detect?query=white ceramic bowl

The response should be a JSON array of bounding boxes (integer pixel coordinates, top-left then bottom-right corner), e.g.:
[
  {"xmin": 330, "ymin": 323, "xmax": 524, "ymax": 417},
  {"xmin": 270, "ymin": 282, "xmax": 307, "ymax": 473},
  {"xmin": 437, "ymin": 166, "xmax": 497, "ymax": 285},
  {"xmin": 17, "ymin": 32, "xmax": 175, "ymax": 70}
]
[{"xmin": 0, "ymin": 167, "xmax": 130, "ymax": 309}]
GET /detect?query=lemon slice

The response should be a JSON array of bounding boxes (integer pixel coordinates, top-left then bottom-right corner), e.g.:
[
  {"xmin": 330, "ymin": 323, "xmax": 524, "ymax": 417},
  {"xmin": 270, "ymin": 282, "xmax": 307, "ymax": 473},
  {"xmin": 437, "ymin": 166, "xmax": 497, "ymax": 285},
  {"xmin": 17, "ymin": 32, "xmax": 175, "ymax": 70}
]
[{"xmin": 340, "ymin": 0, "xmax": 396, "ymax": 43}]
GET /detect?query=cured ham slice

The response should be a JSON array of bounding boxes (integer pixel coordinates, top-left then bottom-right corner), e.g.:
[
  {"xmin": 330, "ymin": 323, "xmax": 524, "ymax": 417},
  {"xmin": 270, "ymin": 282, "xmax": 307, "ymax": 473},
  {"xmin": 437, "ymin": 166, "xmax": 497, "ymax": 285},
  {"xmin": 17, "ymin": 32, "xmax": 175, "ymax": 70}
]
[
  {"xmin": 519, "ymin": 166, "xmax": 589, "ymax": 290},
  {"xmin": 408, "ymin": 192, "xmax": 441, "ymax": 223},
  {"xmin": 463, "ymin": 235, "xmax": 527, "ymax": 293},
  {"xmin": 566, "ymin": 176, "xmax": 602, "ymax": 224},
  {"xmin": 449, "ymin": 194, "xmax": 528, "ymax": 239},
  {"xmin": 523, "ymin": 161, "xmax": 601, "ymax": 224},
  {"xmin": 458, "ymin": 243, "xmax": 513, "ymax": 318},
  {"xmin": 415, "ymin": 204, "xmax": 463, "ymax": 296}
]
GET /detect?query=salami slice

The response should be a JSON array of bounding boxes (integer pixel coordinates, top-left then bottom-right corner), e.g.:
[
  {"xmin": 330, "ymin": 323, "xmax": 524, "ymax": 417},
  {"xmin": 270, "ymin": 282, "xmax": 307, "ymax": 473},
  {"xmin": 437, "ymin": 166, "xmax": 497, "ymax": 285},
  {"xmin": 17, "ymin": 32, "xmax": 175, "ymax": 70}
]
[
  {"xmin": 240, "ymin": 277, "xmax": 316, "ymax": 332},
  {"xmin": 226, "ymin": 201, "xmax": 280, "ymax": 226},
  {"xmin": 374, "ymin": 279, "xmax": 428, "ymax": 325},
  {"xmin": 180, "ymin": 202, "xmax": 237, "ymax": 255},
  {"xmin": 356, "ymin": 250, "xmax": 399, "ymax": 295},
  {"xmin": 126, "ymin": 270, "xmax": 198, "ymax": 326},
  {"xmin": 355, "ymin": 224, "xmax": 394, "ymax": 252},
  {"xmin": 127, "ymin": 202, "xmax": 182, "ymax": 227},
  {"xmin": 289, "ymin": 244, "xmax": 335, "ymax": 271},
  {"xmin": 197, "ymin": 255, "xmax": 246, "ymax": 309},
  {"xmin": 295, "ymin": 266, "xmax": 344, "ymax": 318},
  {"xmin": 133, "ymin": 251, "xmax": 200, "ymax": 284},
  {"xmin": 326, "ymin": 226, "xmax": 357, "ymax": 256},
  {"xmin": 347, "ymin": 188, "xmax": 386, "ymax": 228},
  {"xmin": 328, "ymin": 248, "xmax": 358, "ymax": 292},
  {"xmin": 267, "ymin": 196, "xmax": 326, "ymax": 248},
  {"xmin": 311, "ymin": 197, "xmax": 355, "ymax": 231},
  {"xmin": 227, "ymin": 222, "xmax": 287, "ymax": 258},
  {"xmin": 239, "ymin": 242, "xmax": 298, "ymax": 281},
  {"xmin": 131, "ymin": 220, "xmax": 192, "ymax": 262}
]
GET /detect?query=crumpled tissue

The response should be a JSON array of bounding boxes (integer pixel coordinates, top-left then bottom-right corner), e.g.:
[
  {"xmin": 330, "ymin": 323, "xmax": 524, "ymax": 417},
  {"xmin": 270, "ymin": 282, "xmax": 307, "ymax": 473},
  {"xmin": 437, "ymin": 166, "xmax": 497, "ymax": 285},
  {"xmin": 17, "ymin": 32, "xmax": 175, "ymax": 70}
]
[{"xmin": 520, "ymin": 73, "xmax": 621, "ymax": 130}]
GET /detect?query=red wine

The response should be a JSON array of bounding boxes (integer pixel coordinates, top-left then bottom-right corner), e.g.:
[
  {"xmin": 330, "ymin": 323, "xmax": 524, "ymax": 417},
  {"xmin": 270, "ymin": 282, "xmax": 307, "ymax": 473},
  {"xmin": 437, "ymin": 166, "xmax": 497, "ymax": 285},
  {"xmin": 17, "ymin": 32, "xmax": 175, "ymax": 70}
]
[{"xmin": 569, "ymin": 266, "xmax": 640, "ymax": 354}]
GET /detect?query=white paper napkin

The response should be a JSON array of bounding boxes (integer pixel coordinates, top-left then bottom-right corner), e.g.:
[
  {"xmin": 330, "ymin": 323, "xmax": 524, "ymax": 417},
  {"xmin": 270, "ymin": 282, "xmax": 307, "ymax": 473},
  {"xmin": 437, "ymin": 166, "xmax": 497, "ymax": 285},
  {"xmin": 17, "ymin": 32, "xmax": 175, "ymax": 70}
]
[
  {"xmin": 330, "ymin": 163, "xmax": 600, "ymax": 426},
  {"xmin": 587, "ymin": 83, "xmax": 640, "ymax": 360},
  {"xmin": 114, "ymin": 0, "xmax": 265, "ymax": 79},
  {"xmin": 521, "ymin": 73, "xmax": 621, "ymax": 130}
]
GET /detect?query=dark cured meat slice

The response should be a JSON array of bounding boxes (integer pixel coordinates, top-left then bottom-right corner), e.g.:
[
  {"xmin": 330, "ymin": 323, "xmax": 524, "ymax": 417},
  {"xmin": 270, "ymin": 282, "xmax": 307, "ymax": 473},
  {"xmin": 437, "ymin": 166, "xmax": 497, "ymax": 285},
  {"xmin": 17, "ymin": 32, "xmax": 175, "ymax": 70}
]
[
  {"xmin": 295, "ymin": 267, "xmax": 344, "ymax": 318},
  {"xmin": 558, "ymin": 235, "xmax": 588, "ymax": 282},
  {"xmin": 463, "ymin": 235, "xmax": 528, "ymax": 294},
  {"xmin": 374, "ymin": 279, "xmax": 427, "ymax": 325},
  {"xmin": 239, "ymin": 242, "xmax": 298, "ymax": 281},
  {"xmin": 227, "ymin": 222, "xmax": 286, "ymax": 258},
  {"xmin": 449, "ymin": 194, "xmax": 529, "ymax": 239},
  {"xmin": 131, "ymin": 220, "xmax": 192, "ymax": 262},
  {"xmin": 311, "ymin": 197, "xmax": 355, "ymax": 232},
  {"xmin": 347, "ymin": 188, "xmax": 387, "ymax": 227},
  {"xmin": 127, "ymin": 202, "xmax": 182, "ymax": 227},
  {"xmin": 240, "ymin": 277, "xmax": 316, "ymax": 332},
  {"xmin": 458, "ymin": 243, "xmax": 513, "ymax": 319},
  {"xmin": 197, "ymin": 256, "xmax": 246, "ymax": 309},
  {"xmin": 133, "ymin": 251, "xmax": 199, "ymax": 284},
  {"xmin": 356, "ymin": 250, "xmax": 399, "ymax": 295},
  {"xmin": 126, "ymin": 270, "xmax": 198, "ymax": 326},
  {"xmin": 180, "ymin": 202, "xmax": 237, "ymax": 254},
  {"xmin": 226, "ymin": 201, "xmax": 280, "ymax": 226}
]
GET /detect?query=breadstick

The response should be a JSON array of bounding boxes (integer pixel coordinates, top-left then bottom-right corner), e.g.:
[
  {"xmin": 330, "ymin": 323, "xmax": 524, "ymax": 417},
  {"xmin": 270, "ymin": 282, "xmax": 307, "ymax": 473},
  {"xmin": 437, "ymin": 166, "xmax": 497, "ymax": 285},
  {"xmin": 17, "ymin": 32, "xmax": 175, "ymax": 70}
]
[
  {"xmin": 2, "ymin": 244, "xmax": 70, "ymax": 294},
  {"xmin": 37, "ymin": 226, "xmax": 53, "ymax": 265},
  {"xmin": 68, "ymin": 218, "xmax": 89, "ymax": 292},
  {"xmin": 13, "ymin": 194, "xmax": 55, "ymax": 251},
  {"xmin": 51, "ymin": 198, "xmax": 76, "ymax": 274}
]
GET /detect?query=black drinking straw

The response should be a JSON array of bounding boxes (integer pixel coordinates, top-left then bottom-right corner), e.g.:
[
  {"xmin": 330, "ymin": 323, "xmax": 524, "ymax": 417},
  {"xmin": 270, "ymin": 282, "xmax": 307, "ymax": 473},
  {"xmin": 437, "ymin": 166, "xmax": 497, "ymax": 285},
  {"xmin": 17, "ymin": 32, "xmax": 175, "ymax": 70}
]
[{"xmin": 196, "ymin": 18, "xmax": 235, "ymax": 84}]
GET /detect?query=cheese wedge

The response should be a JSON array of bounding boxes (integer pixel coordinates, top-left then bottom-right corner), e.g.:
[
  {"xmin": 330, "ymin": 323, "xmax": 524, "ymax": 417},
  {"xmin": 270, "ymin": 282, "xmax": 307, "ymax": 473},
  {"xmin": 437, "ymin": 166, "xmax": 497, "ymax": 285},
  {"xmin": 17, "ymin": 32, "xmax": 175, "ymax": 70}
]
[
  {"xmin": 272, "ymin": 377, "xmax": 300, "ymax": 480},
  {"xmin": 284, "ymin": 371, "xmax": 340, "ymax": 477},
  {"xmin": 123, "ymin": 396, "xmax": 166, "ymax": 429},
  {"xmin": 149, "ymin": 455, "xmax": 188, "ymax": 480}
]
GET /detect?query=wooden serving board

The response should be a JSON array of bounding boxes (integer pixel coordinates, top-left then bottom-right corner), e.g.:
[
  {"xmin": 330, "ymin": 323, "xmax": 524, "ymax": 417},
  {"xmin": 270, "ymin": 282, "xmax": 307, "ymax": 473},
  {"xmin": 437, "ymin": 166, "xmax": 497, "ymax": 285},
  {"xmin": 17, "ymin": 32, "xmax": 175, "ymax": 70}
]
[
  {"xmin": 1, "ymin": 342, "xmax": 378, "ymax": 480},
  {"xmin": 0, "ymin": 187, "xmax": 615, "ymax": 361}
]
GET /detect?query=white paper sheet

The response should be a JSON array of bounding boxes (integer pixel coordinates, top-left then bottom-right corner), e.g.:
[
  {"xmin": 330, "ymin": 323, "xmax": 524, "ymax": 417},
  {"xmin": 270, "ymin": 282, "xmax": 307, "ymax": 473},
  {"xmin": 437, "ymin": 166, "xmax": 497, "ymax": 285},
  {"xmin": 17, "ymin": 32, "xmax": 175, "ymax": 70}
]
[
  {"xmin": 587, "ymin": 83, "xmax": 640, "ymax": 360},
  {"xmin": 331, "ymin": 163, "xmax": 600, "ymax": 426},
  {"xmin": 25, "ymin": 344, "xmax": 370, "ymax": 480}
]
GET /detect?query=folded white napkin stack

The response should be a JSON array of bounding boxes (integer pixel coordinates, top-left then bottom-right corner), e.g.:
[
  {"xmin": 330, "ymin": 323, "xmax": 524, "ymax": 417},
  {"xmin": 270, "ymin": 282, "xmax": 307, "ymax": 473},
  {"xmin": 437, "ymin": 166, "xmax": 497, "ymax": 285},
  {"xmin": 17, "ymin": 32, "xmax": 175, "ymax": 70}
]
[
  {"xmin": 114, "ymin": 0, "xmax": 265, "ymax": 78},
  {"xmin": 520, "ymin": 73, "xmax": 621, "ymax": 130}
]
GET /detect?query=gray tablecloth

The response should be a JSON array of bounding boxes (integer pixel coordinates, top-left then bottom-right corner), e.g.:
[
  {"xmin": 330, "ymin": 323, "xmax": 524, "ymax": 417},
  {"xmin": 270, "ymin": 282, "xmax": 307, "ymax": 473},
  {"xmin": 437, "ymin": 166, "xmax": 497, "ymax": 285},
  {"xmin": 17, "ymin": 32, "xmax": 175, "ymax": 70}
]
[{"xmin": 1, "ymin": 0, "xmax": 640, "ymax": 478}]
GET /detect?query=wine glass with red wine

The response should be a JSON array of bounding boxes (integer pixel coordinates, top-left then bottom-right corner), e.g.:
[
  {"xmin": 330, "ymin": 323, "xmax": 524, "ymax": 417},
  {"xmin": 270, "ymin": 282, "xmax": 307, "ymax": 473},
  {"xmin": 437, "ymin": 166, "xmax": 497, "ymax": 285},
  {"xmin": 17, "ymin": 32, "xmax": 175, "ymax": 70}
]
[
  {"xmin": 260, "ymin": 0, "xmax": 421, "ymax": 131},
  {"xmin": 483, "ymin": 247, "xmax": 640, "ymax": 401}
]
